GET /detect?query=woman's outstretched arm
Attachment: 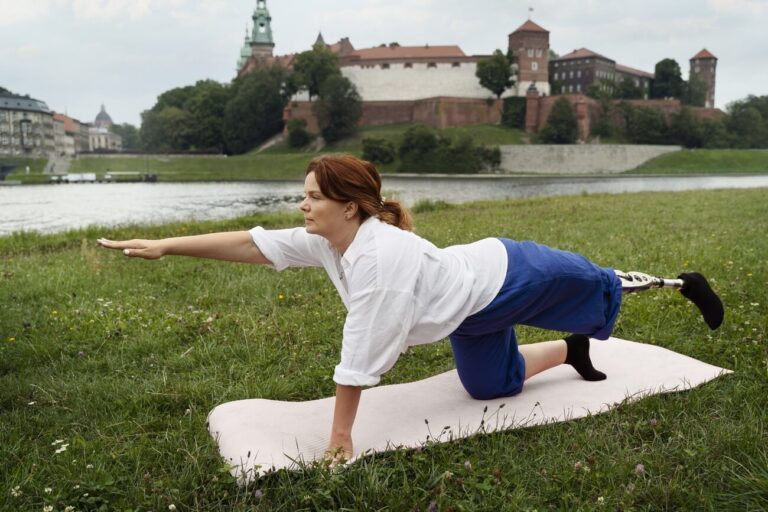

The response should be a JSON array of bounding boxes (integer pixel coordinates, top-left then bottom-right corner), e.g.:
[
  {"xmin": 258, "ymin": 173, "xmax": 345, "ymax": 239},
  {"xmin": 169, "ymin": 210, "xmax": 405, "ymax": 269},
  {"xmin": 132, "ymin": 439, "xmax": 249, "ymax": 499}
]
[{"xmin": 97, "ymin": 231, "xmax": 271, "ymax": 265}]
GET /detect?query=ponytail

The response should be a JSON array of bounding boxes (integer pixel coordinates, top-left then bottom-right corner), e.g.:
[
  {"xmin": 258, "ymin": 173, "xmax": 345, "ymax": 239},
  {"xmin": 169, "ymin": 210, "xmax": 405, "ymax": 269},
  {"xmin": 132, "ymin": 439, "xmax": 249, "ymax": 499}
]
[{"xmin": 378, "ymin": 198, "xmax": 413, "ymax": 231}]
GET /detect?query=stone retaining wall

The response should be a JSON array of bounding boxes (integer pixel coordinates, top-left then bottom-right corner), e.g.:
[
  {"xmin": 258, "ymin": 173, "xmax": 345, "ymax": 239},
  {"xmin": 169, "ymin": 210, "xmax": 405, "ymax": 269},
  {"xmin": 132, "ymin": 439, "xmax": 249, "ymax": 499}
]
[{"xmin": 499, "ymin": 145, "xmax": 681, "ymax": 174}]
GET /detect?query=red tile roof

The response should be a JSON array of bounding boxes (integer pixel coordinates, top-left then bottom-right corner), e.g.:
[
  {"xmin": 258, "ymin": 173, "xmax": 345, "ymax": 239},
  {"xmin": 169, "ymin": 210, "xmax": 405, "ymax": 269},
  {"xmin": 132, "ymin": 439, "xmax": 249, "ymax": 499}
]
[
  {"xmin": 615, "ymin": 64, "xmax": 654, "ymax": 79},
  {"xmin": 691, "ymin": 48, "xmax": 716, "ymax": 60},
  {"xmin": 554, "ymin": 48, "xmax": 613, "ymax": 62},
  {"xmin": 511, "ymin": 19, "xmax": 549, "ymax": 33},
  {"xmin": 349, "ymin": 45, "xmax": 466, "ymax": 60}
]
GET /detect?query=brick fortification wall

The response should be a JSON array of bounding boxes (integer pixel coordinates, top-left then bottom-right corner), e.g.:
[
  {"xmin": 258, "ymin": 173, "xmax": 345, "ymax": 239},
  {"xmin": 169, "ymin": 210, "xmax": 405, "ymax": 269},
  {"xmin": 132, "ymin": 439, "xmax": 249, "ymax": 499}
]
[
  {"xmin": 283, "ymin": 97, "xmax": 502, "ymax": 134},
  {"xmin": 498, "ymin": 144, "xmax": 681, "ymax": 174}
]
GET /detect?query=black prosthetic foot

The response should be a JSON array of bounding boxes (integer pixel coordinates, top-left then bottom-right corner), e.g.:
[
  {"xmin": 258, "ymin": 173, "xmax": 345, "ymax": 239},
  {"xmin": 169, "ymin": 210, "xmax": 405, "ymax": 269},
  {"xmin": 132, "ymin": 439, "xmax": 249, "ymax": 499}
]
[
  {"xmin": 564, "ymin": 334, "xmax": 606, "ymax": 381},
  {"xmin": 678, "ymin": 272, "xmax": 724, "ymax": 330}
]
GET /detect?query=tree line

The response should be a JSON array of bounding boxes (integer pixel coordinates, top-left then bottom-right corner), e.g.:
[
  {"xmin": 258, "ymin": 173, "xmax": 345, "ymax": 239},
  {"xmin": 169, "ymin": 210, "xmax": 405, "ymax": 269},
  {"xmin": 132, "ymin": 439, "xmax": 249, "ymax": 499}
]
[
  {"xmin": 131, "ymin": 44, "xmax": 361, "ymax": 154},
  {"xmin": 533, "ymin": 94, "xmax": 768, "ymax": 148}
]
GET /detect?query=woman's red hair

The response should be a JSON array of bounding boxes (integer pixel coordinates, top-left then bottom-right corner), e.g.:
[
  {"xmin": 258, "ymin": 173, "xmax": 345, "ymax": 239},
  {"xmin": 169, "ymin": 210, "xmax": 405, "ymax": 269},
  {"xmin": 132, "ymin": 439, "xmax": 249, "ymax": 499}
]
[{"xmin": 306, "ymin": 154, "xmax": 413, "ymax": 231}]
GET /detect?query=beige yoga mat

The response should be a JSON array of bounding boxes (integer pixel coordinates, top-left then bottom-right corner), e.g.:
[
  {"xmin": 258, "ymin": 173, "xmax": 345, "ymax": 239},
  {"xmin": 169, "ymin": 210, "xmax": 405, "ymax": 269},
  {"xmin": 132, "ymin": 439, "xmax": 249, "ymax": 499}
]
[{"xmin": 207, "ymin": 337, "xmax": 730, "ymax": 481}]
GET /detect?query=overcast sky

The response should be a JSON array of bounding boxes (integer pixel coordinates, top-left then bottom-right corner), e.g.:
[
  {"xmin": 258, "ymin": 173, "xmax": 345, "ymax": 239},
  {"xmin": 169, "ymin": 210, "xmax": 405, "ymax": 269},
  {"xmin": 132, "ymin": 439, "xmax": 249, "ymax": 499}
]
[{"xmin": 2, "ymin": 0, "xmax": 766, "ymax": 126}]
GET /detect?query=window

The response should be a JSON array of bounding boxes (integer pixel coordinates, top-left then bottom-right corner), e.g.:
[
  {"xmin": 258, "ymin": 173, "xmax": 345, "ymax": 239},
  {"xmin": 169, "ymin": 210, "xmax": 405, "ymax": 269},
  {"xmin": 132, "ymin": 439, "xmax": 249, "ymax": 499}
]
[
  {"xmin": 259, "ymin": 23, "xmax": 266, "ymax": 33},
  {"xmin": 553, "ymin": 72, "xmax": 558, "ymax": 80},
  {"xmin": 570, "ymin": 70, "xmax": 574, "ymax": 78},
  {"xmin": 532, "ymin": 62, "xmax": 538, "ymax": 71},
  {"xmin": 554, "ymin": 62, "xmax": 559, "ymax": 68},
  {"xmin": 577, "ymin": 70, "xmax": 581, "ymax": 78},
  {"xmin": 404, "ymin": 62, "xmax": 413, "ymax": 68},
  {"xmin": 586, "ymin": 59, "xmax": 590, "ymax": 63},
  {"xmin": 427, "ymin": 62, "xmax": 437, "ymax": 68},
  {"xmin": 536, "ymin": 49, "xmax": 542, "ymax": 58},
  {"xmin": 452, "ymin": 62, "xmax": 460, "ymax": 68},
  {"xmin": 576, "ymin": 84, "xmax": 581, "ymax": 92},
  {"xmin": 381, "ymin": 63, "xmax": 390, "ymax": 69}
]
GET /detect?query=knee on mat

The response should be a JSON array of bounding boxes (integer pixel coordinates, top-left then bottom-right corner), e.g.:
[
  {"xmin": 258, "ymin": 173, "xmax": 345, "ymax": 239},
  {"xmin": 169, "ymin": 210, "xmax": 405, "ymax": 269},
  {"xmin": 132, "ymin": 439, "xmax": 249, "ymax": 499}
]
[{"xmin": 462, "ymin": 381, "xmax": 516, "ymax": 401}]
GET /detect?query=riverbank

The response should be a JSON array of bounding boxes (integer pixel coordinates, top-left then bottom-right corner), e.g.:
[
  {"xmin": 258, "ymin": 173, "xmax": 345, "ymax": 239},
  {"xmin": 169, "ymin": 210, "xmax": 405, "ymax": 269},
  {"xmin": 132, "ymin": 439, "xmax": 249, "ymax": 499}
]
[
  {"xmin": 3, "ymin": 122, "xmax": 767, "ymax": 184},
  {"xmin": 2, "ymin": 188, "xmax": 766, "ymax": 510}
]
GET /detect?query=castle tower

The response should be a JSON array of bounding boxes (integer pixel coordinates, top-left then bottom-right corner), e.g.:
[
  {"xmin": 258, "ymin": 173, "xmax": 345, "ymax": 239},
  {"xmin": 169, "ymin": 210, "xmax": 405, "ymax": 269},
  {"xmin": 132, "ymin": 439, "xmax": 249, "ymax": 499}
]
[
  {"xmin": 237, "ymin": 26, "xmax": 252, "ymax": 71},
  {"xmin": 250, "ymin": 0, "xmax": 275, "ymax": 60},
  {"xmin": 508, "ymin": 19, "xmax": 550, "ymax": 96},
  {"xmin": 690, "ymin": 49, "xmax": 717, "ymax": 108}
]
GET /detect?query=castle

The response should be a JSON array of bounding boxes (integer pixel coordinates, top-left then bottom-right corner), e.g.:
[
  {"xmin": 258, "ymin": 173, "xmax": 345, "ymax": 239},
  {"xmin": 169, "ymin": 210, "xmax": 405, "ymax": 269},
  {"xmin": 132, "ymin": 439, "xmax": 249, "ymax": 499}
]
[{"xmin": 236, "ymin": 1, "xmax": 718, "ymax": 133}]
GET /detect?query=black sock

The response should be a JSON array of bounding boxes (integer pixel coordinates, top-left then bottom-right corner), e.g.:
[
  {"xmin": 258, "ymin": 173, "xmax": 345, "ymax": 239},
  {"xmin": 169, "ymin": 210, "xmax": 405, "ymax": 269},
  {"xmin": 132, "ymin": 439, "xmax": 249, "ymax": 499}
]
[
  {"xmin": 564, "ymin": 334, "xmax": 606, "ymax": 381},
  {"xmin": 678, "ymin": 272, "xmax": 724, "ymax": 330}
]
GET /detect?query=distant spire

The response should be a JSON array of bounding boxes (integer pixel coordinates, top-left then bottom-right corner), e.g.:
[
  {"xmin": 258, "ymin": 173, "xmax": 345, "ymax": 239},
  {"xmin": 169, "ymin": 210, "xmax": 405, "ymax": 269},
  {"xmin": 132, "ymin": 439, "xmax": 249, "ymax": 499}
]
[
  {"xmin": 315, "ymin": 31, "xmax": 326, "ymax": 46},
  {"xmin": 528, "ymin": 3, "xmax": 533, "ymax": 20}
]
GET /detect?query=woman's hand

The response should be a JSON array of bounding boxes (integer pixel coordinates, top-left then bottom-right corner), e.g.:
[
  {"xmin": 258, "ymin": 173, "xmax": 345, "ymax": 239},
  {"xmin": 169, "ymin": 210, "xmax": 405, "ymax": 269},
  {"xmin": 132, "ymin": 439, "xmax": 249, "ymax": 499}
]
[
  {"xmin": 97, "ymin": 238, "xmax": 166, "ymax": 260},
  {"xmin": 324, "ymin": 433, "xmax": 353, "ymax": 467}
]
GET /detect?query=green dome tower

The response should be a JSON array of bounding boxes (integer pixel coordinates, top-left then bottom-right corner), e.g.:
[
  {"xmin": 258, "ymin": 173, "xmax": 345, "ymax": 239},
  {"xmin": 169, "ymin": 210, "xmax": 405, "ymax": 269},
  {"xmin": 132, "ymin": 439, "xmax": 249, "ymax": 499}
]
[{"xmin": 250, "ymin": 0, "xmax": 275, "ymax": 60}]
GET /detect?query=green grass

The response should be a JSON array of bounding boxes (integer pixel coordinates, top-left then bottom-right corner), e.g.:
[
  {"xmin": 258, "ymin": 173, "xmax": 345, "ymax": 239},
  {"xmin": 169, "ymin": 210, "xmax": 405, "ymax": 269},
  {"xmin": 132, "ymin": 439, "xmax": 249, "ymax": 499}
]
[
  {"xmin": 2, "ymin": 188, "xmax": 767, "ymax": 510},
  {"xmin": 630, "ymin": 149, "xmax": 768, "ymax": 174}
]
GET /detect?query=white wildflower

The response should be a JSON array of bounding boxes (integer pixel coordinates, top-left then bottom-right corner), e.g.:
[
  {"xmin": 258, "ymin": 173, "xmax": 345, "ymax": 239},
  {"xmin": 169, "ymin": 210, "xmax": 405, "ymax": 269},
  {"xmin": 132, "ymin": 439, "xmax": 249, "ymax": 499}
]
[
  {"xmin": 44, "ymin": 487, "xmax": 53, "ymax": 494},
  {"xmin": 86, "ymin": 464, "xmax": 94, "ymax": 469},
  {"xmin": 168, "ymin": 505, "xmax": 177, "ymax": 511},
  {"xmin": 55, "ymin": 444, "xmax": 69, "ymax": 454},
  {"xmin": 52, "ymin": 439, "xmax": 64, "ymax": 446},
  {"xmin": 43, "ymin": 506, "xmax": 53, "ymax": 512},
  {"xmin": 10, "ymin": 486, "xmax": 22, "ymax": 497}
]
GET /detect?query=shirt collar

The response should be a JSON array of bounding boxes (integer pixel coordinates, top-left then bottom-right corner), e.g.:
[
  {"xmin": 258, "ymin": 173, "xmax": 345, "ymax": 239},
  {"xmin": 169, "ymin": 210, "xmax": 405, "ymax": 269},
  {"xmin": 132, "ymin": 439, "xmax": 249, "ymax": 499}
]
[{"xmin": 341, "ymin": 216, "xmax": 379, "ymax": 266}]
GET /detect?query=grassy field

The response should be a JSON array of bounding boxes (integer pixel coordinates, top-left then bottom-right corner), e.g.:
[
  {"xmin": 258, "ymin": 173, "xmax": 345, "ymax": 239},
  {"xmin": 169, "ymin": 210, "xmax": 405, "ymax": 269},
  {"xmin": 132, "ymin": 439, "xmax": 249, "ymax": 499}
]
[
  {"xmin": 2, "ymin": 188, "xmax": 766, "ymax": 511},
  {"xmin": 631, "ymin": 149, "xmax": 768, "ymax": 174}
]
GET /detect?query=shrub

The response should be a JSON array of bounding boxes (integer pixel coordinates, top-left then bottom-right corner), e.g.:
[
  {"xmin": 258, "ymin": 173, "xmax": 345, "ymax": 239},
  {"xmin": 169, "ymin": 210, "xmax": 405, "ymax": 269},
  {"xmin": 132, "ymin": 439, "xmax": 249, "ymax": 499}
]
[
  {"xmin": 362, "ymin": 138, "xmax": 396, "ymax": 164},
  {"xmin": 398, "ymin": 125, "xmax": 499, "ymax": 173},
  {"xmin": 287, "ymin": 119, "xmax": 311, "ymax": 148},
  {"xmin": 537, "ymin": 97, "xmax": 578, "ymax": 144},
  {"xmin": 501, "ymin": 97, "xmax": 526, "ymax": 128}
]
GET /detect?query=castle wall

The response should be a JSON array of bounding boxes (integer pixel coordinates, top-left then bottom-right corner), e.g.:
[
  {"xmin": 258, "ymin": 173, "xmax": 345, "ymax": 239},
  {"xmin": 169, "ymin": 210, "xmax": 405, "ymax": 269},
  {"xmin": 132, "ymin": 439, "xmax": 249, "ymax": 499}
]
[
  {"xmin": 498, "ymin": 144, "xmax": 681, "ymax": 174},
  {"xmin": 340, "ymin": 62, "xmax": 517, "ymax": 101}
]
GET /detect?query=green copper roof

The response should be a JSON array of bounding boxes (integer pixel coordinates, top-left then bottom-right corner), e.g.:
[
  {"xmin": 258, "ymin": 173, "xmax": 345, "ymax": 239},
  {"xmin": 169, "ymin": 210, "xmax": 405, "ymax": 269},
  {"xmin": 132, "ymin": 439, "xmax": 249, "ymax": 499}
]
[
  {"xmin": 238, "ymin": 26, "xmax": 252, "ymax": 68},
  {"xmin": 250, "ymin": 0, "xmax": 274, "ymax": 45}
]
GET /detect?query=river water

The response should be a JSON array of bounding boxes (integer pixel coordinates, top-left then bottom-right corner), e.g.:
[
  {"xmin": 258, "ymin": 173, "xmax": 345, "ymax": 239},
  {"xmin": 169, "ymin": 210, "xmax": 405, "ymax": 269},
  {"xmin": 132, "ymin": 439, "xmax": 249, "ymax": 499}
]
[{"xmin": 2, "ymin": 174, "xmax": 767, "ymax": 236}]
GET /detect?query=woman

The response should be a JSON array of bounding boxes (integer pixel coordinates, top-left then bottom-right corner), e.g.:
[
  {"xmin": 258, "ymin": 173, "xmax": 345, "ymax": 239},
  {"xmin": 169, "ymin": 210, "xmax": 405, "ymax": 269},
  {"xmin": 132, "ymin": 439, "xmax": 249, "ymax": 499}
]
[{"xmin": 98, "ymin": 154, "xmax": 723, "ymax": 461}]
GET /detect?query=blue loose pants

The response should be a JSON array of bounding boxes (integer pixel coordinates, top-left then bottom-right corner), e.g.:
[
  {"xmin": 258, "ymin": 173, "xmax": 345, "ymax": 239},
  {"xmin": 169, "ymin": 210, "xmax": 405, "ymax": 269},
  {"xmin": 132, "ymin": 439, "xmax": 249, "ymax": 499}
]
[{"xmin": 449, "ymin": 238, "xmax": 622, "ymax": 400}]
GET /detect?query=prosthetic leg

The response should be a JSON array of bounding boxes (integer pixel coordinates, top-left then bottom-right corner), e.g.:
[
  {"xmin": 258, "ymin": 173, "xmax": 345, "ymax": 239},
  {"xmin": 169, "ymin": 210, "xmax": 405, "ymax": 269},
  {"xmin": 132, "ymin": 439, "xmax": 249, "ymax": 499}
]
[{"xmin": 615, "ymin": 270, "xmax": 724, "ymax": 330}]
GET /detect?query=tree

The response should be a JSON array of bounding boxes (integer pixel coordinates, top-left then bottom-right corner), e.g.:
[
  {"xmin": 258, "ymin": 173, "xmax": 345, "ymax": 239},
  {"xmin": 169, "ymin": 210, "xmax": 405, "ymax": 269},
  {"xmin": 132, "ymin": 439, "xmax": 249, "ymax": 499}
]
[
  {"xmin": 152, "ymin": 85, "xmax": 196, "ymax": 112},
  {"xmin": 669, "ymin": 107, "xmax": 704, "ymax": 148},
  {"xmin": 185, "ymin": 80, "xmax": 231, "ymax": 151},
  {"xmin": 537, "ymin": 97, "xmax": 578, "ymax": 144},
  {"xmin": 475, "ymin": 50, "xmax": 514, "ymax": 99},
  {"xmin": 222, "ymin": 66, "xmax": 288, "ymax": 154},
  {"xmin": 0, "ymin": 86, "xmax": 10, "ymax": 94},
  {"xmin": 624, "ymin": 105, "xmax": 668, "ymax": 144},
  {"xmin": 615, "ymin": 76, "xmax": 643, "ymax": 100},
  {"xmin": 140, "ymin": 107, "xmax": 194, "ymax": 151},
  {"xmin": 291, "ymin": 43, "xmax": 341, "ymax": 102},
  {"xmin": 682, "ymin": 75, "xmax": 707, "ymax": 107},
  {"xmin": 312, "ymin": 75, "xmax": 362, "ymax": 143},
  {"xmin": 111, "ymin": 123, "xmax": 141, "ymax": 150},
  {"xmin": 651, "ymin": 58, "xmax": 684, "ymax": 99},
  {"xmin": 726, "ymin": 95, "xmax": 768, "ymax": 147}
]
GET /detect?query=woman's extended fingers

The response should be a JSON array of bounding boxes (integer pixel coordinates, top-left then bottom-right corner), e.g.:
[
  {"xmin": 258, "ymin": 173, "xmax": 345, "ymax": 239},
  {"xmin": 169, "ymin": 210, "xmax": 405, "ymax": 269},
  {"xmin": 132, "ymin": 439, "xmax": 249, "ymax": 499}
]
[{"xmin": 97, "ymin": 238, "xmax": 161, "ymax": 259}]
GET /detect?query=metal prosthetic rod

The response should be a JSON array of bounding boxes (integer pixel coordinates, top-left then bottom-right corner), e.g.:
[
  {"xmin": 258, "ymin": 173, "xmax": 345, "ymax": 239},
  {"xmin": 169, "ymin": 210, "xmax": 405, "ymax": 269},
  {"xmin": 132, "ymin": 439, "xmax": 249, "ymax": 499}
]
[{"xmin": 615, "ymin": 270, "xmax": 684, "ymax": 294}]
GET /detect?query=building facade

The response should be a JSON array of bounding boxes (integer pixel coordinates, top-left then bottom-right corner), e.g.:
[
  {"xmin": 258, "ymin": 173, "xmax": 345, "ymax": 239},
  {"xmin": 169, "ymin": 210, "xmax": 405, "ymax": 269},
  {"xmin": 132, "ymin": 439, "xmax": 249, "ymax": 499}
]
[
  {"xmin": 238, "ymin": 1, "xmax": 545, "ymax": 102},
  {"xmin": 0, "ymin": 94, "xmax": 55, "ymax": 157},
  {"xmin": 88, "ymin": 105, "xmax": 122, "ymax": 152},
  {"xmin": 690, "ymin": 49, "xmax": 717, "ymax": 108},
  {"xmin": 550, "ymin": 48, "xmax": 652, "ymax": 98}
]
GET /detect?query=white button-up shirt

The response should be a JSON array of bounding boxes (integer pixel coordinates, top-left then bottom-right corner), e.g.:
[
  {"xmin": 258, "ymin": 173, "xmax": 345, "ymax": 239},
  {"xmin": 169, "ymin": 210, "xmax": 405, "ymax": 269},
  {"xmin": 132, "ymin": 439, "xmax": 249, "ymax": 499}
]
[{"xmin": 250, "ymin": 217, "xmax": 507, "ymax": 386}]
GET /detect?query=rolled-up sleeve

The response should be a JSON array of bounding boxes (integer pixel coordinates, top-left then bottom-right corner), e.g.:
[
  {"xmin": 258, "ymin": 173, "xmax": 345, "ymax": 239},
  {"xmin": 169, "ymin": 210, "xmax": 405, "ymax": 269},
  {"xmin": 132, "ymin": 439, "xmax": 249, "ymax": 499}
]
[
  {"xmin": 249, "ymin": 226, "xmax": 325, "ymax": 271},
  {"xmin": 333, "ymin": 288, "xmax": 415, "ymax": 386}
]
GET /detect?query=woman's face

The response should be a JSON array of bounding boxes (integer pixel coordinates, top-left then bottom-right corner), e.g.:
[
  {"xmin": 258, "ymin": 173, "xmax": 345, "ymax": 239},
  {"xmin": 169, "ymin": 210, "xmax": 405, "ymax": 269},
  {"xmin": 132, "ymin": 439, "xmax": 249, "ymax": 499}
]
[{"xmin": 299, "ymin": 172, "xmax": 352, "ymax": 238}]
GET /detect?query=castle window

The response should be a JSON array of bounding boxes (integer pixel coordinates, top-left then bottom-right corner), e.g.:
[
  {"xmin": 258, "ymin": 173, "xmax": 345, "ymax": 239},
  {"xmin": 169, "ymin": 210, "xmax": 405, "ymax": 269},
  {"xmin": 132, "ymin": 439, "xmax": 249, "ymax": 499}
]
[
  {"xmin": 381, "ymin": 63, "xmax": 390, "ymax": 69},
  {"xmin": 577, "ymin": 70, "xmax": 581, "ymax": 78},
  {"xmin": 536, "ymin": 49, "xmax": 543, "ymax": 58},
  {"xmin": 259, "ymin": 23, "xmax": 266, "ymax": 33},
  {"xmin": 404, "ymin": 62, "xmax": 413, "ymax": 68},
  {"xmin": 554, "ymin": 62, "xmax": 558, "ymax": 67},
  {"xmin": 452, "ymin": 62, "xmax": 460, "ymax": 67},
  {"xmin": 531, "ymin": 62, "xmax": 538, "ymax": 71},
  {"xmin": 527, "ymin": 49, "xmax": 534, "ymax": 57},
  {"xmin": 427, "ymin": 62, "xmax": 437, "ymax": 68},
  {"xmin": 553, "ymin": 72, "xmax": 558, "ymax": 80},
  {"xmin": 577, "ymin": 84, "xmax": 581, "ymax": 92}
]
